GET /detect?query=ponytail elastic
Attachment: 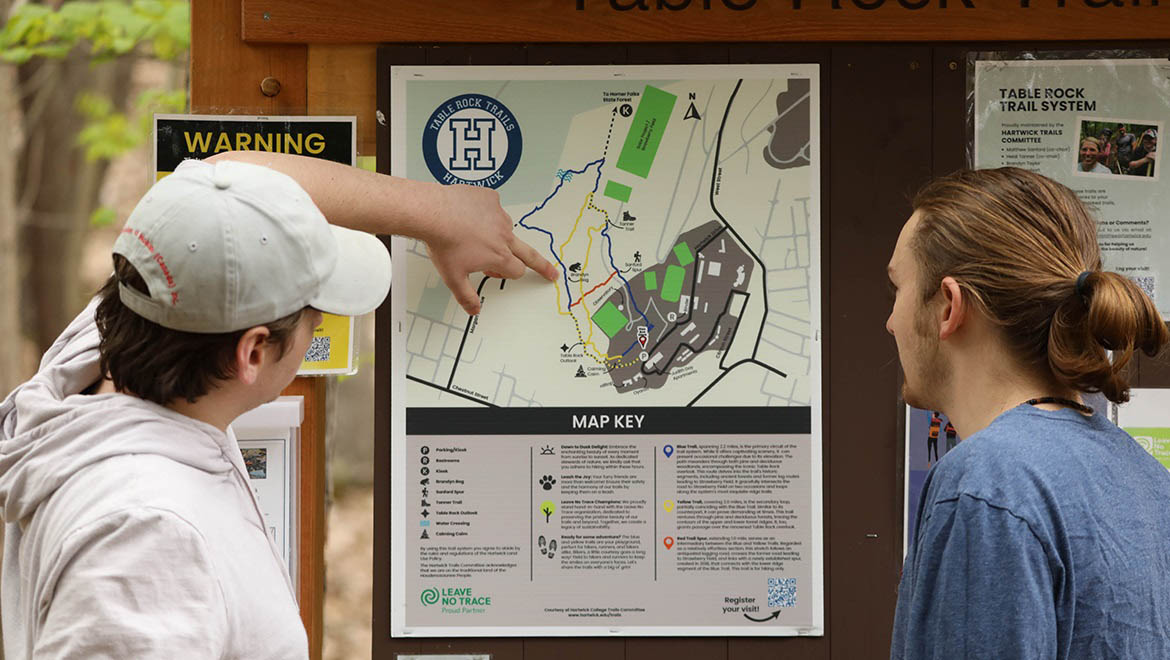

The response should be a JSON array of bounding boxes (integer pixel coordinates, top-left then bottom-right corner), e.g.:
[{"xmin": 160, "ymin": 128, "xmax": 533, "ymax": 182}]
[{"xmin": 1075, "ymin": 271, "xmax": 1093, "ymax": 298}]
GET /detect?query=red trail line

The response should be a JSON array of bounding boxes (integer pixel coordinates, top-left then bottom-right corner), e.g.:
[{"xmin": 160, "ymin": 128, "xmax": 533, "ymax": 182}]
[{"xmin": 569, "ymin": 271, "xmax": 619, "ymax": 308}]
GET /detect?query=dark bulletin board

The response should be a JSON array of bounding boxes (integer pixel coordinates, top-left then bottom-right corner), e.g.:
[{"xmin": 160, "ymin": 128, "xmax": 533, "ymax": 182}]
[{"xmin": 373, "ymin": 42, "xmax": 1170, "ymax": 660}]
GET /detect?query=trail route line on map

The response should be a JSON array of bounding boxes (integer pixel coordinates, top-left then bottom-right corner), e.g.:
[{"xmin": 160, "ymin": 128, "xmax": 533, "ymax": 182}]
[{"xmin": 400, "ymin": 74, "xmax": 816, "ymax": 408}]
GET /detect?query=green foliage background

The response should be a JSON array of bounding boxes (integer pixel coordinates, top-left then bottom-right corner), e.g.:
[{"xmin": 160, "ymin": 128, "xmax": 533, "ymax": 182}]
[
  {"xmin": 1, "ymin": 0, "xmax": 190, "ymax": 225},
  {"xmin": 1078, "ymin": 119, "xmax": 1159, "ymax": 145}
]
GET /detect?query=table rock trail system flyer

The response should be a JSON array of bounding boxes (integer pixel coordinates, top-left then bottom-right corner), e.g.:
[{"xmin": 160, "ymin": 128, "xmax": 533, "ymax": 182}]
[
  {"xmin": 389, "ymin": 65, "xmax": 823, "ymax": 637},
  {"xmin": 973, "ymin": 58, "xmax": 1170, "ymax": 318}
]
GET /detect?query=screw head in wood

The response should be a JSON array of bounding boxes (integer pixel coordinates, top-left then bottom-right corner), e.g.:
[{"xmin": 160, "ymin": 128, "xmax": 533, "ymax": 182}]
[{"xmin": 260, "ymin": 77, "xmax": 281, "ymax": 97}]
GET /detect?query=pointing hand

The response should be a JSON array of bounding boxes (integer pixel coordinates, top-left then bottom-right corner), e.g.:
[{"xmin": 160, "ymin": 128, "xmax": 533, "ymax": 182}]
[{"xmin": 423, "ymin": 183, "xmax": 558, "ymax": 315}]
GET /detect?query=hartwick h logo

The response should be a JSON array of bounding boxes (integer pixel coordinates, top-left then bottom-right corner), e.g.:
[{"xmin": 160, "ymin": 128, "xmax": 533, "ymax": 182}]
[{"xmin": 422, "ymin": 93, "xmax": 523, "ymax": 189}]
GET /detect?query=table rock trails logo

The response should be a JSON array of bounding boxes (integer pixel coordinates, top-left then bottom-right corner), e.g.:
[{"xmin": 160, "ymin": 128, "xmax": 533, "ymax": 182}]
[{"xmin": 422, "ymin": 93, "xmax": 523, "ymax": 189}]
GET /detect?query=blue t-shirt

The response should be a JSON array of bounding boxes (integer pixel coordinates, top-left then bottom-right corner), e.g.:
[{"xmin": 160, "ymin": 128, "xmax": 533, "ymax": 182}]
[{"xmin": 892, "ymin": 404, "xmax": 1170, "ymax": 659}]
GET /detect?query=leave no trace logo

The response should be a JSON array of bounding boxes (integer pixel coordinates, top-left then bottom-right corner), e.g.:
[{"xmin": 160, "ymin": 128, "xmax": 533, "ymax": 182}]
[{"xmin": 420, "ymin": 587, "xmax": 440, "ymax": 606}]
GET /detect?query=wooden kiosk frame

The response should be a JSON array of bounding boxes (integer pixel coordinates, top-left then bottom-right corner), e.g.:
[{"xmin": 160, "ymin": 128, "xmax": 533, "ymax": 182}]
[{"xmin": 188, "ymin": 1, "xmax": 1170, "ymax": 658}]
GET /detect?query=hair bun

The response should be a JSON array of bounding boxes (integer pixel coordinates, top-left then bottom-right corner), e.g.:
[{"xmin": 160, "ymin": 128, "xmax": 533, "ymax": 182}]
[{"xmin": 1049, "ymin": 271, "xmax": 1167, "ymax": 404}]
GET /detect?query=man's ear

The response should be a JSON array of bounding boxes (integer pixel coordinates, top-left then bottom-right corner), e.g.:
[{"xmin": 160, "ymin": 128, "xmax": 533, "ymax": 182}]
[
  {"xmin": 235, "ymin": 326, "xmax": 271, "ymax": 386},
  {"xmin": 938, "ymin": 276, "xmax": 966, "ymax": 341}
]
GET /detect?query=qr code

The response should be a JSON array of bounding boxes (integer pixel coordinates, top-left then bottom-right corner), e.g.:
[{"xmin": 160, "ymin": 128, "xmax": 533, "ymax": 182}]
[
  {"xmin": 304, "ymin": 336, "xmax": 331, "ymax": 363},
  {"xmin": 768, "ymin": 577, "xmax": 797, "ymax": 608},
  {"xmin": 1132, "ymin": 276, "xmax": 1157, "ymax": 300}
]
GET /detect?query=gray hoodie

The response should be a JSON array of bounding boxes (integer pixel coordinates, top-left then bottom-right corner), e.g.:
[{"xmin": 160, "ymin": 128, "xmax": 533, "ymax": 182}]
[{"xmin": 0, "ymin": 300, "xmax": 307, "ymax": 658}]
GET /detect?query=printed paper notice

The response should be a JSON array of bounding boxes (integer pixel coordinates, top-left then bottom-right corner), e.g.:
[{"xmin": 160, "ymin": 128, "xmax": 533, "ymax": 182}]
[
  {"xmin": 903, "ymin": 407, "xmax": 963, "ymax": 556},
  {"xmin": 238, "ymin": 439, "xmax": 290, "ymax": 561},
  {"xmin": 973, "ymin": 58, "xmax": 1170, "ymax": 317}
]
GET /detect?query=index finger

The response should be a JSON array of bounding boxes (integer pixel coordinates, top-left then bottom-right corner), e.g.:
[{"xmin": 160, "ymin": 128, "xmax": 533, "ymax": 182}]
[
  {"xmin": 437, "ymin": 264, "xmax": 482, "ymax": 316},
  {"xmin": 511, "ymin": 236, "xmax": 559, "ymax": 282}
]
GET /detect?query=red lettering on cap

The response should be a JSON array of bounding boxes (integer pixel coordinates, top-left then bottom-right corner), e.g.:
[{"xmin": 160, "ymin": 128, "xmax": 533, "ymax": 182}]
[
  {"xmin": 122, "ymin": 227, "xmax": 156, "ymax": 254},
  {"xmin": 122, "ymin": 227, "xmax": 177, "ymax": 299},
  {"xmin": 151, "ymin": 253, "xmax": 175, "ymax": 289}
]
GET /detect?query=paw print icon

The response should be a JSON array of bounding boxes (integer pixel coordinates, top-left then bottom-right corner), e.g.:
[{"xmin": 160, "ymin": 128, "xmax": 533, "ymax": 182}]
[{"xmin": 538, "ymin": 475, "xmax": 557, "ymax": 491}]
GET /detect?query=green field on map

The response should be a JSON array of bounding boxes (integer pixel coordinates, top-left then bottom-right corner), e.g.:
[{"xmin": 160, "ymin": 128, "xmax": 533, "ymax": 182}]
[
  {"xmin": 604, "ymin": 180, "xmax": 633, "ymax": 203},
  {"xmin": 592, "ymin": 301, "xmax": 629, "ymax": 339},
  {"xmin": 616, "ymin": 85, "xmax": 677, "ymax": 179}
]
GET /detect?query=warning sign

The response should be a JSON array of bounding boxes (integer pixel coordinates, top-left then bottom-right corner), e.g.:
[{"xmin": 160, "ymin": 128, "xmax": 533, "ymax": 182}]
[{"xmin": 153, "ymin": 114, "xmax": 361, "ymax": 376}]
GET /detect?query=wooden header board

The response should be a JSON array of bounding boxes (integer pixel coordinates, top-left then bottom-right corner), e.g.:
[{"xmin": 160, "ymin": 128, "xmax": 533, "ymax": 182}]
[{"xmin": 243, "ymin": 0, "xmax": 1170, "ymax": 45}]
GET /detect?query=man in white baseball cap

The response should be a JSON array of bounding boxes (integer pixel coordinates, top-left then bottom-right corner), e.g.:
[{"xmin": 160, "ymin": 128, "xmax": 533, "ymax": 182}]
[{"xmin": 0, "ymin": 153, "xmax": 555, "ymax": 658}]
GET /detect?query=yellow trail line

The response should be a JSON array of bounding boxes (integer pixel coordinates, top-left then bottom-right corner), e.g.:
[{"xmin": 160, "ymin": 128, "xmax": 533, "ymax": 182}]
[
  {"xmin": 552, "ymin": 193, "xmax": 593, "ymax": 317},
  {"xmin": 558, "ymin": 193, "xmax": 593, "ymax": 259},
  {"xmin": 568, "ymin": 312, "xmax": 642, "ymax": 371},
  {"xmin": 554, "ymin": 192, "xmax": 641, "ymax": 370},
  {"xmin": 578, "ymin": 217, "xmax": 612, "ymax": 356}
]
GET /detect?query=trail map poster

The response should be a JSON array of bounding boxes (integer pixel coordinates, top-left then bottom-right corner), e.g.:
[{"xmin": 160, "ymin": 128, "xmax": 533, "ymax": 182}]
[
  {"xmin": 973, "ymin": 58, "xmax": 1170, "ymax": 318},
  {"xmin": 389, "ymin": 65, "xmax": 822, "ymax": 637}
]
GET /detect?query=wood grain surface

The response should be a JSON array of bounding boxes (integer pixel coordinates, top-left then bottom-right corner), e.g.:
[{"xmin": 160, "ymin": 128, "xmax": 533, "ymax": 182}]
[
  {"xmin": 280, "ymin": 377, "xmax": 327, "ymax": 660},
  {"xmin": 191, "ymin": 0, "xmax": 306, "ymax": 115},
  {"xmin": 308, "ymin": 45, "xmax": 378, "ymax": 156},
  {"xmin": 243, "ymin": 0, "xmax": 1170, "ymax": 45}
]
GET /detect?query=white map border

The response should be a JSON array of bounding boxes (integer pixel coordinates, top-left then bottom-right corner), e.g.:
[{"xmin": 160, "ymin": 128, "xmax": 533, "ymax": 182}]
[{"xmin": 390, "ymin": 64, "xmax": 823, "ymax": 638}]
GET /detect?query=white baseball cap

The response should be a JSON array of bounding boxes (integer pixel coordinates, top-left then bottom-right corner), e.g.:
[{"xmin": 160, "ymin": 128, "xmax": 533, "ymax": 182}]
[{"xmin": 112, "ymin": 159, "xmax": 391, "ymax": 333}]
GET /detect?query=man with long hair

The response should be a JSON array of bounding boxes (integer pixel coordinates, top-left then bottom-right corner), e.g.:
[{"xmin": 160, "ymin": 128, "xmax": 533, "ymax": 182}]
[{"xmin": 887, "ymin": 168, "xmax": 1170, "ymax": 659}]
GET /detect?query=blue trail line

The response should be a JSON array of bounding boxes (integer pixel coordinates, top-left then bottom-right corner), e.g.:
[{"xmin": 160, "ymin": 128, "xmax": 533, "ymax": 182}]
[
  {"xmin": 517, "ymin": 158, "xmax": 605, "ymax": 311},
  {"xmin": 601, "ymin": 223, "xmax": 653, "ymax": 331},
  {"xmin": 621, "ymin": 340, "xmax": 639, "ymax": 357}
]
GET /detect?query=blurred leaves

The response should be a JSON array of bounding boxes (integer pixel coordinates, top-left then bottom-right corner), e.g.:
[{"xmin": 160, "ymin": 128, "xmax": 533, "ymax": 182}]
[
  {"xmin": 2, "ymin": 0, "xmax": 190, "ymax": 183},
  {"xmin": 78, "ymin": 87, "xmax": 185, "ymax": 227},
  {"xmin": 89, "ymin": 206, "xmax": 117, "ymax": 227},
  {"xmin": 0, "ymin": 1, "xmax": 192, "ymax": 227},
  {"xmin": 76, "ymin": 87, "xmax": 186, "ymax": 161},
  {"xmin": 0, "ymin": 0, "xmax": 190, "ymax": 63}
]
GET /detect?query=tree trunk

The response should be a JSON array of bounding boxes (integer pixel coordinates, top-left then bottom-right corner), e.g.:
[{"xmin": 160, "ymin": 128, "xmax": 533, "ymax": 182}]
[
  {"xmin": 17, "ymin": 54, "xmax": 133, "ymax": 352},
  {"xmin": 0, "ymin": 2, "xmax": 15, "ymax": 652},
  {"xmin": 0, "ymin": 61, "xmax": 22, "ymax": 399}
]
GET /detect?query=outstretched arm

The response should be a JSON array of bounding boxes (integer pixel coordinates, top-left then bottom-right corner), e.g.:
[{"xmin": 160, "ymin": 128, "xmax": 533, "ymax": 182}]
[{"xmin": 205, "ymin": 151, "xmax": 557, "ymax": 315}]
